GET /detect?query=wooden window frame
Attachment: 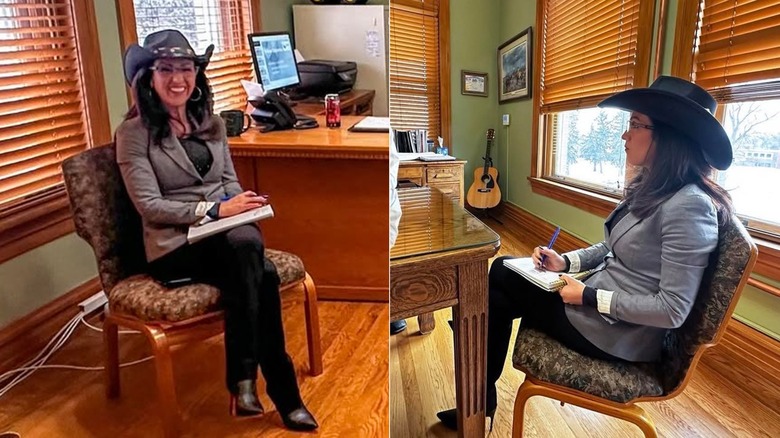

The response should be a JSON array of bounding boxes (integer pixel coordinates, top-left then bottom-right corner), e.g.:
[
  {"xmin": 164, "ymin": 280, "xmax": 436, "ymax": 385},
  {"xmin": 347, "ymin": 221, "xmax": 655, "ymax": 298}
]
[
  {"xmin": 671, "ymin": 0, "xmax": 780, "ymax": 284},
  {"xmin": 388, "ymin": 0, "xmax": 451, "ymax": 149},
  {"xmin": 0, "ymin": 0, "xmax": 112, "ymax": 264},
  {"xmin": 114, "ymin": 0, "xmax": 262, "ymax": 107},
  {"xmin": 528, "ymin": 0, "xmax": 658, "ymax": 218}
]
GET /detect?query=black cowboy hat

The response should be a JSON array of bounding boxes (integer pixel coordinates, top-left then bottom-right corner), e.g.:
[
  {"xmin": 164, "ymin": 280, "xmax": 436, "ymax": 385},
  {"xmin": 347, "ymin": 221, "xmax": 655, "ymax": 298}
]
[
  {"xmin": 123, "ymin": 29, "xmax": 214, "ymax": 85},
  {"xmin": 599, "ymin": 75, "xmax": 733, "ymax": 170}
]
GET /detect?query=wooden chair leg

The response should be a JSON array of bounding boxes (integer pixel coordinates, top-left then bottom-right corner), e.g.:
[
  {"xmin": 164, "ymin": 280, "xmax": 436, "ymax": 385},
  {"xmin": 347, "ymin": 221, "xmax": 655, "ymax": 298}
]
[
  {"xmin": 512, "ymin": 379, "xmax": 534, "ymax": 437},
  {"xmin": 103, "ymin": 315, "xmax": 120, "ymax": 399},
  {"xmin": 513, "ymin": 378, "xmax": 658, "ymax": 438},
  {"xmin": 146, "ymin": 326, "xmax": 181, "ymax": 438},
  {"xmin": 302, "ymin": 273, "xmax": 323, "ymax": 376}
]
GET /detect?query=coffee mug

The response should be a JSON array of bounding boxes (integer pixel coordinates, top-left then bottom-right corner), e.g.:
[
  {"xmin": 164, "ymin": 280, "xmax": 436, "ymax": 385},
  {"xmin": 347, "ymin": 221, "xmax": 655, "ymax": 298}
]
[{"xmin": 220, "ymin": 110, "xmax": 251, "ymax": 136}]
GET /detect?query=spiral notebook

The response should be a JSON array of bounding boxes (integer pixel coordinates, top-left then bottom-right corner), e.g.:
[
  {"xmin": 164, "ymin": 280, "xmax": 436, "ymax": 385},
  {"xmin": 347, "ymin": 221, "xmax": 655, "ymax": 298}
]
[{"xmin": 502, "ymin": 257, "xmax": 596, "ymax": 292}]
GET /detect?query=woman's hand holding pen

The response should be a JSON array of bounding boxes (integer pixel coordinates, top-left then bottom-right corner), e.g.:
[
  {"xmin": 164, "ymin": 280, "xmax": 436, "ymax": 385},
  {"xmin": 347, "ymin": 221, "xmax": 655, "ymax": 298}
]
[
  {"xmin": 219, "ymin": 191, "xmax": 269, "ymax": 217},
  {"xmin": 532, "ymin": 247, "xmax": 566, "ymax": 271},
  {"xmin": 559, "ymin": 275, "xmax": 585, "ymax": 305}
]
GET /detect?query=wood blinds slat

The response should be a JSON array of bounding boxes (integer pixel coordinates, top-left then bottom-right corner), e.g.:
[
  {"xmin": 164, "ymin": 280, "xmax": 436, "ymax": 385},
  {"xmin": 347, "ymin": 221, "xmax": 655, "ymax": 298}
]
[
  {"xmin": 541, "ymin": 0, "xmax": 642, "ymax": 113},
  {"xmin": 0, "ymin": 0, "xmax": 89, "ymax": 207},
  {"xmin": 132, "ymin": 0, "xmax": 254, "ymax": 112},
  {"xmin": 389, "ymin": 0, "xmax": 441, "ymax": 139},
  {"xmin": 693, "ymin": 0, "xmax": 780, "ymax": 98}
]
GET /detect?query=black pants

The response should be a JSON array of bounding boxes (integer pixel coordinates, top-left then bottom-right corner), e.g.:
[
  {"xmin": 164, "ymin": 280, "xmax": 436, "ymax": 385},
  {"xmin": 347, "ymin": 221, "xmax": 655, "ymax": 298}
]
[
  {"xmin": 148, "ymin": 224, "xmax": 301, "ymax": 412},
  {"xmin": 485, "ymin": 256, "xmax": 620, "ymax": 408}
]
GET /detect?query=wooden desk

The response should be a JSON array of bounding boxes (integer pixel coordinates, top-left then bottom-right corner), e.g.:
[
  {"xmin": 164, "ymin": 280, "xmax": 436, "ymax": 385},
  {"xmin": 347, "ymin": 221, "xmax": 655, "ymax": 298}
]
[
  {"xmin": 229, "ymin": 116, "xmax": 388, "ymax": 301},
  {"xmin": 391, "ymin": 187, "xmax": 500, "ymax": 437},
  {"xmin": 398, "ymin": 160, "xmax": 466, "ymax": 207},
  {"xmin": 294, "ymin": 89, "xmax": 375, "ymax": 117}
]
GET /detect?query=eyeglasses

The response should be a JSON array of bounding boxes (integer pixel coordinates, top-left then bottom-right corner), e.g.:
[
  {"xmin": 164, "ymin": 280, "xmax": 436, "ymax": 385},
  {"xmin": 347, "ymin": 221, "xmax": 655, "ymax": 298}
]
[
  {"xmin": 627, "ymin": 120, "xmax": 654, "ymax": 131},
  {"xmin": 150, "ymin": 64, "xmax": 199, "ymax": 76}
]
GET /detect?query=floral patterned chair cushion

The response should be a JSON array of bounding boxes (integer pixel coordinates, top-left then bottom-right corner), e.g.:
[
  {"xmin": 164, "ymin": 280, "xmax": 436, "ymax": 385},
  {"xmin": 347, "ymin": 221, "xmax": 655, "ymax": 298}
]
[
  {"xmin": 109, "ymin": 249, "xmax": 307, "ymax": 323},
  {"xmin": 512, "ymin": 328, "xmax": 663, "ymax": 403}
]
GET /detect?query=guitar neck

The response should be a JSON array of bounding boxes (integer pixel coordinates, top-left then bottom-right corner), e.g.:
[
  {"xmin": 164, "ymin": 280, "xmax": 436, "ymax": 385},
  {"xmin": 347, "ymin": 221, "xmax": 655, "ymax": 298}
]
[{"xmin": 483, "ymin": 139, "xmax": 493, "ymax": 172}]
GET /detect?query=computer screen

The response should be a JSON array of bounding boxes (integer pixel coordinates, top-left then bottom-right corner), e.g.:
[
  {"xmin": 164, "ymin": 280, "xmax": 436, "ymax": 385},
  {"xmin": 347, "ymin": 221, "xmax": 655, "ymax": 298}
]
[{"xmin": 247, "ymin": 32, "xmax": 300, "ymax": 92}]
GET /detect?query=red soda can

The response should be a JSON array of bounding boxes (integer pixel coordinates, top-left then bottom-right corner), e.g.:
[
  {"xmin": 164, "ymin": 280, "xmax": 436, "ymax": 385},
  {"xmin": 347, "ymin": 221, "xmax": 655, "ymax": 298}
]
[{"xmin": 325, "ymin": 93, "xmax": 341, "ymax": 128}]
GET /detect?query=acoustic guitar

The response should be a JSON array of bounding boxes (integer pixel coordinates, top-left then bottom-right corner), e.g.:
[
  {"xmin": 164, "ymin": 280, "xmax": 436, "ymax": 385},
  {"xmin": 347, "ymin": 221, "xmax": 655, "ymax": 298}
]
[{"xmin": 466, "ymin": 128, "xmax": 501, "ymax": 209}]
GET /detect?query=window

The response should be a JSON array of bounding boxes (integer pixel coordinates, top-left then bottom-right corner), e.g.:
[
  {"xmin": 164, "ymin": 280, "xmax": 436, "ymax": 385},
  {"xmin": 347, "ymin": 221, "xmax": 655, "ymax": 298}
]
[
  {"xmin": 0, "ymin": 0, "xmax": 110, "ymax": 263},
  {"xmin": 672, "ymin": 0, "xmax": 780, "ymax": 277},
  {"xmin": 116, "ymin": 0, "xmax": 260, "ymax": 113},
  {"xmin": 530, "ymin": 0, "xmax": 655, "ymax": 216},
  {"xmin": 389, "ymin": 0, "xmax": 451, "ymax": 145}
]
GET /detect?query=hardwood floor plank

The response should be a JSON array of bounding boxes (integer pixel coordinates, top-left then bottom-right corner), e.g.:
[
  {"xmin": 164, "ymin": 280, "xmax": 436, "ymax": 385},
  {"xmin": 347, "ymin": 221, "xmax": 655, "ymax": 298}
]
[{"xmin": 0, "ymin": 299, "xmax": 388, "ymax": 437}]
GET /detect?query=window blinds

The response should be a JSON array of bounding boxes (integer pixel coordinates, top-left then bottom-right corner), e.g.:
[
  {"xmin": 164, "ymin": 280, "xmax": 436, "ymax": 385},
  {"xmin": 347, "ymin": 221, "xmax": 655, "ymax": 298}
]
[
  {"xmin": 540, "ymin": 0, "xmax": 643, "ymax": 113},
  {"xmin": 0, "ymin": 0, "xmax": 88, "ymax": 207},
  {"xmin": 693, "ymin": 0, "xmax": 780, "ymax": 102},
  {"xmin": 389, "ymin": 0, "xmax": 441, "ymax": 139}
]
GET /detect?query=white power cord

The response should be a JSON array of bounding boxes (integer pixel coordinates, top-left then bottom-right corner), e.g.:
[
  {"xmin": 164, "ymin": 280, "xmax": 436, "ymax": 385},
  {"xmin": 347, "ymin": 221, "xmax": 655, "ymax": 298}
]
[
  {"xmin": 80, "ymin": 316, "xmax": 140, "ymax": 335},
  {"xmin": 0, "ymin": 310, "xmax": 151, "ymax": 400}
]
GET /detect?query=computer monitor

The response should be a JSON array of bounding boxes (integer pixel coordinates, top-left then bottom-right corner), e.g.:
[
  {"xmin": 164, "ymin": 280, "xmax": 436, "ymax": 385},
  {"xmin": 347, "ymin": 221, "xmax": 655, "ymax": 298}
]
[{"xmin": 247, "ymin": 32, "xmax": 300, "ymax": 92}]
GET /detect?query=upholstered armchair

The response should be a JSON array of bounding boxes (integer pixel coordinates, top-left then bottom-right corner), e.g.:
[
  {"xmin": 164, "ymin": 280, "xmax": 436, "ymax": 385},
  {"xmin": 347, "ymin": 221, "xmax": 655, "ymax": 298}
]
[
  {"xmin": 62, "ymin": 144, "xmax": 322, "ymax": 438},
  {"xmin": 511, "ymin": 217, "xmax": 758, "ymax": 437}
]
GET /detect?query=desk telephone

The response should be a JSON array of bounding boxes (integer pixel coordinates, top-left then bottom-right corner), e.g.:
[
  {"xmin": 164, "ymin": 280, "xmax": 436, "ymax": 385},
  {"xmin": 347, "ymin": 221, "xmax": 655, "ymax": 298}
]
[{"xmin": 249, "ymin": 91, "xmax": 319, "ymax": 132}]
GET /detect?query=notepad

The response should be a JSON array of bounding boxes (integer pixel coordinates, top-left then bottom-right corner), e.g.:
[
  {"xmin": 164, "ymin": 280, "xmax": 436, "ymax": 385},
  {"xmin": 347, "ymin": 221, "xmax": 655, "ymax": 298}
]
[
  {"xmin": 348, "ymin": 116, "xmax": 390, "ymax": 132},
  {"xmin": 502, "ymin": 257, "xmax": 596, "ymax": 292},
  {"xmin": 187, "ymin": 205, "xmax": 274, "ymax": 244}
]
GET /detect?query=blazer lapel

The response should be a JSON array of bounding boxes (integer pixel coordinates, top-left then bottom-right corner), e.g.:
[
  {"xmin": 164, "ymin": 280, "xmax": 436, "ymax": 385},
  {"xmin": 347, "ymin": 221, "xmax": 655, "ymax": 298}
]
[
  {"xmin": 160, "ymin": 135, "xmax": 201, "ymax": 180},
  {"xmin": 608, "ymin": 205, "xmax": 642, "ymax": 248}
]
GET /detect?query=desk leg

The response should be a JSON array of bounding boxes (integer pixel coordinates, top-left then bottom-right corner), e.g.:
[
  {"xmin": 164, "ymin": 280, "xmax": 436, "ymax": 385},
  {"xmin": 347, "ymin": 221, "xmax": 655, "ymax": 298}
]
[
  {"xmin": 452, "ymin": 260, "xmax": 488, "ymax": 437},
  {"xmin": 417, "ymin": 312, "xmax": 436, "ymax": 334}
]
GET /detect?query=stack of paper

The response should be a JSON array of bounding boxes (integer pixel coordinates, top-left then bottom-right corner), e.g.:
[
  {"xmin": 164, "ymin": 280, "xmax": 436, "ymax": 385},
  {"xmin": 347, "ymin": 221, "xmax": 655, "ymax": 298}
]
[
  {"xmin": 187, "ymin": 205, "xmax": 274, "ymax": 244},
  {"xmin": 502, "ymin": 257, "xmax": 595, "ymax": 292}
]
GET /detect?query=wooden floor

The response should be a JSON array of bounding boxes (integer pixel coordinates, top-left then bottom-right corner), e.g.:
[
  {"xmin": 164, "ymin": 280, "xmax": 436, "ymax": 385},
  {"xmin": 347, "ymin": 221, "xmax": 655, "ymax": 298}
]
[
  {"xmin": 0, "ymin": 295, "xmax": 388, "ymax": 437},
  {"xmin": 390, "ymin": 217, "xmax": 780, "ymax": 438}
]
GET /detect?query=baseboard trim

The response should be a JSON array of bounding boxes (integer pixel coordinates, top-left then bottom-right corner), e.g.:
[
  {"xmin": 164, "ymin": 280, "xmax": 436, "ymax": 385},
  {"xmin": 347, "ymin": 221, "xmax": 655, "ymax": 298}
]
[
  {"xmin": 0, "ymin": 277, "xmax": 101, "ymax": 374},
  {"xmin": 497, "ymin": 201, "xmax": 780, "ymax": 413},
  {"xmin": 318, "ymin": 285, "xmax": 388, "ymax": 302},
  {"xmin": 702, "ymin": 319, "xmax": 780, "ymax": 414}
]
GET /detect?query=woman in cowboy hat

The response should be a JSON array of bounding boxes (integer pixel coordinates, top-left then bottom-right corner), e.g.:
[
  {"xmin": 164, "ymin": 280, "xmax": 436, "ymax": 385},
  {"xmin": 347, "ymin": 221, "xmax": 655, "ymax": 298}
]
[
  {"xmin": 115, "ymin": 29, "xmax": 317, "ymax": 431},
  {"xmin": 437, "ymin": 76, "xmax": 735, "ymax": 431}
]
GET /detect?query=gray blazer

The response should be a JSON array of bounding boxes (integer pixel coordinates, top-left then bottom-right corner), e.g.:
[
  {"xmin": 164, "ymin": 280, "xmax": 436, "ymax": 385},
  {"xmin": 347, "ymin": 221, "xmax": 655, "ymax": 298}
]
[
  {"xmin": 115, "ymin": 115, "xmax": 243, "ymax": 262},
  {"xmin": 564, "ymin": 184, "xmax": 718, "ymax": 362}
]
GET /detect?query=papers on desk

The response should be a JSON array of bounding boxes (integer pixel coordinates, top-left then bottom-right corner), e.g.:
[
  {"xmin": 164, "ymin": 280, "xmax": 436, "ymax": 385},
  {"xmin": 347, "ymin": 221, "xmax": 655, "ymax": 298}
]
[
  {"xmin": 241, "ymin": 80, "xmax": 265, "ymax": 100},
  {"xmin": 348, "ymin": 116, "xmax": 390, "ymax": 132},
  {"xmin": 398, "ymin": 152, "xmax": 456, "ymax": 161},
  {"xmin": 187, "ymin": 205, "xmax": 274, "ymax": 244}
]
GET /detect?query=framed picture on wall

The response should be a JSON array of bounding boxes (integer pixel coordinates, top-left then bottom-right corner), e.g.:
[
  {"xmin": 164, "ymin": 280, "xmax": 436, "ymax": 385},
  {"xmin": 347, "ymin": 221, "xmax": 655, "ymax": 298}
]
[
  {"xmin": 498, "ymin": 27, "xmax": 532, "ymax": 103},
  {"xmin": 461, "ymin": 70, "xmax": 488, "ymax": 97}
]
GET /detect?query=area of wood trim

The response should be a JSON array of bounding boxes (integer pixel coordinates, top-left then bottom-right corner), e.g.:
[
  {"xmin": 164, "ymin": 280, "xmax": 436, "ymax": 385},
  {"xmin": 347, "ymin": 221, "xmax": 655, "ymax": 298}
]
[
  {"xmin": 528, "ymin": 177, "xmax": 619, "ymax": 218},
  {"xmin": 652, "ymin": 0, "xmax": 668, "ymax": 79},
  {"xmin": 0, "ymin": 277, "xmax": 101, "ymax": 374},
  {"xmin": 670, "ymin": 0, "xmax": 698, "ymax": 79},
  {"xmin": 114, "ymin": 0, "xmax": 139, "ymax": 106},
  {"xmin": 747, "ymin": 277, "xmax": 780, "ymax": 299},
  {"xmin": 73, "ymin": 0, "xmax": 112, "ymax": 146},
  {"xmin": 0, "ymin": 189, "xmax": 75, "ymax": 265},
  {"xmin": 702, "ymin": 319, "xmax": 780, "ymax": 415},
  {"xmin": 439, "ymin": 0, "xmax": 452, "ymax": 150}
]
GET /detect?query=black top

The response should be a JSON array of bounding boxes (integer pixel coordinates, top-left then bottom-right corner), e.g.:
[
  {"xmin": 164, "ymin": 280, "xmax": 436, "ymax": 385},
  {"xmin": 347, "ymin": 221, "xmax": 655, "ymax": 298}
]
[{"xmin": 180, "ymin": 136, "xmax": 213, "ymax": 177}]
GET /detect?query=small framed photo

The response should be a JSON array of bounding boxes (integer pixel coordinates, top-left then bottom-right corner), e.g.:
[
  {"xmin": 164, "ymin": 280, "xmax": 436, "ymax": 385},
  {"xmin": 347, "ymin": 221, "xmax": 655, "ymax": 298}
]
[
  {"xmin": 498, "ymin": 26, "xmax": 532, "ymax": 103},
  {"xmin": 461, "ymin": 70, "xmax": 488, "ymax": 97}
]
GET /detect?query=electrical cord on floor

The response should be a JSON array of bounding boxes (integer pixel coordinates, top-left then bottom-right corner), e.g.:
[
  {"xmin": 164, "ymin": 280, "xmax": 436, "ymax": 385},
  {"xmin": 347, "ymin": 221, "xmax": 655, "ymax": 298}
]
[
  {"xmin": 79, "ymin": 316, "xmax": 139, "ymax": 334},
  {"xmin": 0, "ymin": 309, "xmax": 151, "ymax": 400}
]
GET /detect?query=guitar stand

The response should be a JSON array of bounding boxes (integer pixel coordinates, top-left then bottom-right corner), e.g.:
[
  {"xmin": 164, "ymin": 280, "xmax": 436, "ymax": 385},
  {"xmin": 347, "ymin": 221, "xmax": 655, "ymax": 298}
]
[{"xmin": 475, "ymin": 207, "xmax": 503, "ymax": 224}]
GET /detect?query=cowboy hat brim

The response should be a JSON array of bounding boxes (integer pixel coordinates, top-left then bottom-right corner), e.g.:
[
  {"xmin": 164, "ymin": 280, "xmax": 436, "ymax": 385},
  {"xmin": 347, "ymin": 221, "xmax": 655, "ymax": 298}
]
[
  {"xmin": 123, "ymin": 43, "xmax": 214, "ymax": 85},
  {"xmin": 599, "ymin": 89, "xmax": 733, "ymax": 170}
]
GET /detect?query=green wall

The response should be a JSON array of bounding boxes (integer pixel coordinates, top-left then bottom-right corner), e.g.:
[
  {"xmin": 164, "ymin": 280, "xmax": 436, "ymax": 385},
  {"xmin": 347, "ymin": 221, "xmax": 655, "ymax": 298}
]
[
  {"xmin": 449, "ymin": 0, "xmax": 780, "ymax": 340},
  {"xmin": 0, "ymin": 0, "xmax": 335, "ymax": 329}
]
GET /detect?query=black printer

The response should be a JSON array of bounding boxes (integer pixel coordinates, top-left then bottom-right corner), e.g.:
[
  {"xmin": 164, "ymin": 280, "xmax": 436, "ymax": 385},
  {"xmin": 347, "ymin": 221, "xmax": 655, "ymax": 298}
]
[{"xmin": 296, "ymin": 60, "xmax": 357, "ymax": 96}]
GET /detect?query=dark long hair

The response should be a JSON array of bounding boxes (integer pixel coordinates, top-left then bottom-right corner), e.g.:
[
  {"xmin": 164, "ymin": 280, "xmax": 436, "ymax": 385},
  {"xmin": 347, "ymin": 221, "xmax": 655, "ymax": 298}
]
[
  {"xmin": 624, "ymin": 118, "xmax": 734, "ymax": 225},
  {"xmin": 124, "ymin": 66, "xmax": 214, "ymax": 144}
]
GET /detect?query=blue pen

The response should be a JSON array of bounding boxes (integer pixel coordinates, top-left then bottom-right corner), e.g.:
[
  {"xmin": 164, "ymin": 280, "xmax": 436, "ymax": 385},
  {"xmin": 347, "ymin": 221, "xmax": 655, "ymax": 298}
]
[{"xmin": 540, "ymin": 226, "xmax": 561, "ymax": 268}]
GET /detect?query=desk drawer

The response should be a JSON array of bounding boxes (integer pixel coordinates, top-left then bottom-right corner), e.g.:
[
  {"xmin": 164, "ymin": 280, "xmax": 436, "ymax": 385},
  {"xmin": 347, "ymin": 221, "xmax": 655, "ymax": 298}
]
[
  {"xmin": 398, "ymin": 166, "xmax": 423, "ymax": 188},
  {"xmin": 427, "ymin": 166, "xmax": 461, "ymax": 182}
]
